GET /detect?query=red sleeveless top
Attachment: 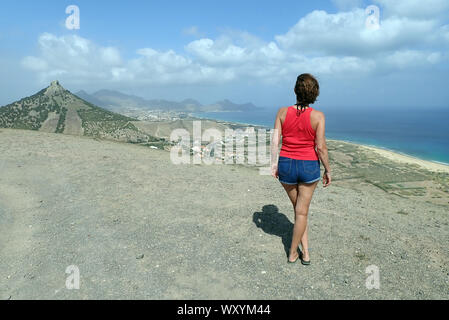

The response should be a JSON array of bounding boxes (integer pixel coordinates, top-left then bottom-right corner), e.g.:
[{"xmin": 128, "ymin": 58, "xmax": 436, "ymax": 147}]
[{"xmin": 279, "ymin": 106, "xmax": 319, "ymax": 160}]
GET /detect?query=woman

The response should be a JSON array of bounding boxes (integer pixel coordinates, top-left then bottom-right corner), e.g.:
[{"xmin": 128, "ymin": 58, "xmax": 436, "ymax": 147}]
[{"xmin": 271, "ymin": 73, "xmax": 331, "ymax": 265}]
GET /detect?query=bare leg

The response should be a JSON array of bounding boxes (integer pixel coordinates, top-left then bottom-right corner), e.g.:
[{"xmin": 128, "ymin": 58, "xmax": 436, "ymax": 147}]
[
  {"xmin": 301, "ymin": 225, "xmax": 310, "ymax": 261},
  {"xmin": 281, "ymin": 182, "xmax": 298, "ymax": 210},
  {"xmin": 283, "ymin": 181, "xmax": 318, "ymax": 261},
  {"xmin": 282, "ymin": 183, "xmax": 312, "ymax": 262},
  {"xmin": 281, "ymin": 183, "xmax": 299, "ymax": 261},
  {"xmin": 282, "ymin": 185, "xmax": 310, "ymax": 257}
]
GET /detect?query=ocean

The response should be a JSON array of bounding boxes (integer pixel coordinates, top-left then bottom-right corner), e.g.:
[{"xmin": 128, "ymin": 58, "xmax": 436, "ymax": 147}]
[{"xmin": 193, "ymin": 106, "xmax": 449, "ymax": 165}]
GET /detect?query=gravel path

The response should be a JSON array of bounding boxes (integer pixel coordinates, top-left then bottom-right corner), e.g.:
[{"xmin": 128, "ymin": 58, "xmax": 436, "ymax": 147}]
[{"xmin": 0, "ymin": 129, "xmax": 447, "ymax": 300}]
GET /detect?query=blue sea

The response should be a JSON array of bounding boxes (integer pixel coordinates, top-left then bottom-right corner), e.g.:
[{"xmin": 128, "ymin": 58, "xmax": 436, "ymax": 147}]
[{"xmin": 193, "ymin": 106, "xmax": 449, "ymax": 165}]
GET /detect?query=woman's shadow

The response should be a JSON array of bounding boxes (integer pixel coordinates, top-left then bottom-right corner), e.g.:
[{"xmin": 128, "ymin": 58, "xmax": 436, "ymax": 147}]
[{"xmin": 253, "ymin": 204, "xmax": 293, "ymax": 257}]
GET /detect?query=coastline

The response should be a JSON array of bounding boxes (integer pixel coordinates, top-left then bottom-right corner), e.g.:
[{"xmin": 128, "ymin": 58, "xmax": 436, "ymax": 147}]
[
  {"xmin": 329, "ymin": 139, "xmax": 449, "ymax": 173},
  {"xmin": 188, "ymin": 112, "xmax": 270, "ymax": 130},
  {"xmin": 188, "ymin": 112, "xmax": 449, "ymax": 174}
]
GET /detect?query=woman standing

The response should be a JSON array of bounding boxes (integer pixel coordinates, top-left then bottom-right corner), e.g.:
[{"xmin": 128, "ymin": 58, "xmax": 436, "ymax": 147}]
[{"xmin": 271, "ymin": 74, "xmax": 331, "ymax": 265}]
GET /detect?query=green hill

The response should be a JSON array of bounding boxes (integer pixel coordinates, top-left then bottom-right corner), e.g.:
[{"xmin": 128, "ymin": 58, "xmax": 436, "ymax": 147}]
[{"xmin": 0, "ymin": 81, "xmax": 166, "ymax": 146}]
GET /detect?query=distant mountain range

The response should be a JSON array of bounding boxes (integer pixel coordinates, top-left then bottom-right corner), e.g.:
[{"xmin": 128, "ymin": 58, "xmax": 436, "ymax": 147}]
[
  {"xmin": 75, "ymin": 89, "xmax": 261, "ymax": 113},
  {"xmin": 0, "ymin": 81, "xmax": 260, "ymax": 146},
  {"xmin": 0, "ymin": 81, "xmax": 165, "ymax": 146}
]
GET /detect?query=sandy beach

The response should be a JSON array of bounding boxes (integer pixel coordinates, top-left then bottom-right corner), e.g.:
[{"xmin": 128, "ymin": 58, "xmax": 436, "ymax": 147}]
[{"xmin": 329, "ymin": 139, "xmax": 449, "ymax": 174}]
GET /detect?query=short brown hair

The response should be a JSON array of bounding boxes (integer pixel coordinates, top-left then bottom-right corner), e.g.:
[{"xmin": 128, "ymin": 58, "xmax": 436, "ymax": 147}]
[{"xmin": 294, "ymin": 73, "xmax": 320, "ymax": 107}]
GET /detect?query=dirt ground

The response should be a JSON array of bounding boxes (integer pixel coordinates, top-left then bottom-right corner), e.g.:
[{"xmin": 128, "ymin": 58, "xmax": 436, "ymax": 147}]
[{"xmin": 0, "ymin": 129, "xmax": 447, "ymax": 300}]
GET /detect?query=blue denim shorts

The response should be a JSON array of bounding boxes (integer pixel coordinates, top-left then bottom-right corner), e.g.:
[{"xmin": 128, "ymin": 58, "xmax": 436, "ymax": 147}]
[{"xmin": 278, "ymin": 156, "xmax": 321, "ymax": 185}]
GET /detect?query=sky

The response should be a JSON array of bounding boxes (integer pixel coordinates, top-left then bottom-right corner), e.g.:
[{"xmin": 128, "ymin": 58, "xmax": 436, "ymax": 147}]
[{"xmin": 0, "ymin": 0, "xmax": 448, "ymax": 109}]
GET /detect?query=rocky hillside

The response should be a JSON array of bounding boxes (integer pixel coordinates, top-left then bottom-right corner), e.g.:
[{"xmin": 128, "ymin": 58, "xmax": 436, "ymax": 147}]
[{"xmin": 0, "ymin": 81, "xmax": 166, "ymax": 147}]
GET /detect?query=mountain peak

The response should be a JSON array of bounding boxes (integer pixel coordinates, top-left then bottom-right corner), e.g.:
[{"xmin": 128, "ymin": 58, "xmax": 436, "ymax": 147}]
[
  {"xmin": 45, "ymin": 80, "xmax": 66, "ymax": 96},
  {"xmin": 0, "ymin": 81, "xmax": 138, "ymax": 140}
]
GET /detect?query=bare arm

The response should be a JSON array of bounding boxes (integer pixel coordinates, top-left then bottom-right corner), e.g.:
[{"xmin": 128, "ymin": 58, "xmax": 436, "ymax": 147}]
[
  {"xmin": 315, "ymin": 112, "xmax": 331, "ymax": 187},
  {"xmin": 270, "ymin": 109, "xmax": 282, "ymax": 178}
]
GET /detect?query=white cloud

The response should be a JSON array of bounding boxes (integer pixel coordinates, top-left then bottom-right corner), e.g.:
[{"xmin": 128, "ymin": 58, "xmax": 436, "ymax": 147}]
[
  {"xmin": 374, "ymin": 0, "xmax": 449, "ymax": 19},
  {"xmin": 22, "ymin": 33, "xmax": 122, "ymax": 83},
  {"xmin": 186, "ymin": 38, "xmax": 248, "ymax": 66},
  {"xmin": 21, "ymin": 4, "xmax": 449, "ymax": 91},
  {"xmin": 383, "ymin": 50, "xmax": 442, "ymax": 69},
  {"xmin": 182, "ymin": 26, "xmax": 204, "ymax": 37},
  {"xmin": 275, "ymin": 9, "xmax": 439, "ymax": 56},
  {"xmin": 21, "ymin": 56, "xmax": 48, "ymax": 71},
  {"xmin": 101, "ymin": 47, "xmax": 122, "ymax": 65}
]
